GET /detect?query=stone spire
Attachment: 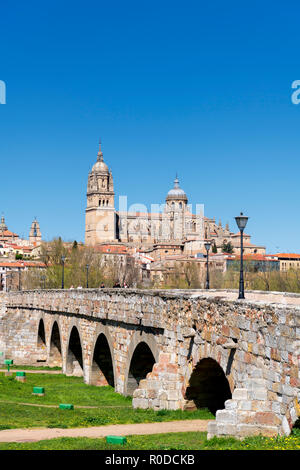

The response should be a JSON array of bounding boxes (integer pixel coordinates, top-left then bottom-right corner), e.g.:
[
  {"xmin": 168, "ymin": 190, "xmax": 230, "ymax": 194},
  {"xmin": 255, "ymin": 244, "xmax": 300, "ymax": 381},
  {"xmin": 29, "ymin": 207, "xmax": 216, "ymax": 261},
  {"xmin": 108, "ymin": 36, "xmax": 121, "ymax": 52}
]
[
  {"xmin": 97, "ymin": 140, "xmax": 104, "ymax": 162},
  {"xmin": 0, "ymin": 215, "xmax": 7, "ymax": 232},
  {"xmin": 29, "ymin": 218, "xmax": 42, "ymax": 245},
  {"xmin": 92, "ymin": 140, "xmax": 109, "ymax": 174}
]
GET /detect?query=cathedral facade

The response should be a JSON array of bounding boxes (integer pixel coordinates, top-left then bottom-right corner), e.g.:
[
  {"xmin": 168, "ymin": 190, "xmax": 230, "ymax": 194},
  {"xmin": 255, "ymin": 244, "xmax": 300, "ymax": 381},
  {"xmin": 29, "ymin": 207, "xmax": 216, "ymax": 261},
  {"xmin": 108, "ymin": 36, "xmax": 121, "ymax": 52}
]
[{"xmin": 85, "ymin": 144, "xmax": 265, "ymax": 255}]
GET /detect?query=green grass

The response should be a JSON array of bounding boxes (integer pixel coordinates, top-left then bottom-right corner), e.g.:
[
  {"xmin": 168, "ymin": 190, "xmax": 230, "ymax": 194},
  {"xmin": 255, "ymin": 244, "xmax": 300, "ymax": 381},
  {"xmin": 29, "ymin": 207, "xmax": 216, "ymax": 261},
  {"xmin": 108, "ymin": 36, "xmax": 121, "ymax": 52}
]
[
  {"xmin": 0, "ymin": 372, "xmax": 213, "ymax": 430},
  {"xmin": 0, "ymin": 364, "xmax": 62, "ymax": 371},
  {"xmin": 0, "ymin": 372, "xmax": 132, "ymax": 406},
  {"xmin": 0, "ymin": 430, "xmax": 300, "ymax": 450},
  {"xmin": 0, "ymin": 369, "xmax": 299, "ymax": 450}
]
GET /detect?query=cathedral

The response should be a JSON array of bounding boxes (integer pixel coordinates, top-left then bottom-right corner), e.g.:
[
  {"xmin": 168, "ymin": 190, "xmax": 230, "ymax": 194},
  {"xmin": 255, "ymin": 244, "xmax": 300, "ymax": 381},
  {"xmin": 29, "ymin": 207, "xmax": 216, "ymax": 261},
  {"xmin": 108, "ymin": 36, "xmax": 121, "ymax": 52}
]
[{"xmin": 85, "ymin": 143, "xmax": 265, "ymax": 256}]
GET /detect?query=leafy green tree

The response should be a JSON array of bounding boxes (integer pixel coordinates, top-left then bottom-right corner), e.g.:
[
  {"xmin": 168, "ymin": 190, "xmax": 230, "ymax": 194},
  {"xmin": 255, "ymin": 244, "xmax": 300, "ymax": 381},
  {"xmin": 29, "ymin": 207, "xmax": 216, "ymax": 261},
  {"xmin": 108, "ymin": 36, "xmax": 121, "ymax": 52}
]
[{"xmin": 222, "ymin": 241, "xmax": 234, "ymax": 254}]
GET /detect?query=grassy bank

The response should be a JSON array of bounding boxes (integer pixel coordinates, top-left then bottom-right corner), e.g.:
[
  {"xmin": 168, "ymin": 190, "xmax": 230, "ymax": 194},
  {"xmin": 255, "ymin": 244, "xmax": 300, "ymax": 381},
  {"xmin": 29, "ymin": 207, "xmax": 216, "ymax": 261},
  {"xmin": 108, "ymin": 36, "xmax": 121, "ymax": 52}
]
[
  {"xmin": 0, "ymin": 430, "xmax": 300, "ymax": 450},
  {"xmin": 0, "ymin": 372, "xmax": 213, "ymax": 430}
]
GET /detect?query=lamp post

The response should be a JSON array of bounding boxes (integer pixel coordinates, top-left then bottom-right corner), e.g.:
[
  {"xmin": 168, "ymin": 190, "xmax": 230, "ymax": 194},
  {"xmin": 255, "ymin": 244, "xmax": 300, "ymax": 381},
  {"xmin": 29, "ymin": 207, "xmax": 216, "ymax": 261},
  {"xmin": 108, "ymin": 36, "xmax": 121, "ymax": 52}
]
[
  {"xmin": 235, "ymin": 212, "xmax": 249, "ymax": 299},
  {"xmin": 86, "ymin": 264, "xmax": 89, "ymax": 288},
  {"xmin": 41, "ymin": 275, "xmax": 46, "ymax": 289},
  {"xmin": 61, "ymin": 255, "xmax": 66, "ymax": 289},
  {"xmin": 204, "ymin": 242, "xmax": 211, "ymax": 289}
]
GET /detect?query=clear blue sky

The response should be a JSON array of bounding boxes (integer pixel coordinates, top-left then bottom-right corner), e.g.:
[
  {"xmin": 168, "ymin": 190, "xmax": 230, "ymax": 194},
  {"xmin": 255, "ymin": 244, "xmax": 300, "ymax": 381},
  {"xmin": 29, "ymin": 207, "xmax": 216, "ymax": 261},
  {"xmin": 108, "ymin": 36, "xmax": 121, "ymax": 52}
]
[{"xmin": 1, "ymin": 0, "xmax": 300, "ymax": 252}]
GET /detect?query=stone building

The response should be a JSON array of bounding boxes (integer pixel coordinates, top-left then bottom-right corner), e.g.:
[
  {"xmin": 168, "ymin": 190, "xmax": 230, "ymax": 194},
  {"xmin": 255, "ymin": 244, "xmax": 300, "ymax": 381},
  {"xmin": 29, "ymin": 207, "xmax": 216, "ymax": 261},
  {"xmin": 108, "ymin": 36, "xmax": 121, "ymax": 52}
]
[
  {"xmin": 0, "ymin": 216, "xmax": 42, "ymax": 259},
  {"xmin": 85, "ymin": 143, "xmax": 265, "ymax": 257},
  {"xmin": 273, "ymin": 253, "xmax": 300, "ymax": 271},
  {"xmin": 29, "ymin": 218, "xmax": 42, "ymax": 246}
]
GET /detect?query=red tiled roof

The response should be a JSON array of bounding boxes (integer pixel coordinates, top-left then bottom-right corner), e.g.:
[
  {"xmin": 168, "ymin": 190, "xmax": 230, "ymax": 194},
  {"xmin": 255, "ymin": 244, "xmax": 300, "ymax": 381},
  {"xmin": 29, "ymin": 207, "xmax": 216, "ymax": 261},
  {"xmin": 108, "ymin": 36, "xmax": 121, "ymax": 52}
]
[
  {"xmin": 272, "ymin": 253, "xmax": 300, "ymax": 259},
  {"xmin": 227, "ymin": 254, "xmax": 277, "ymax": 261},
  {"xmin": 0, "ymin": 230, "xmax": 19, "ymax": 237},
  {"xmin": 94, "ymin": 244, "xmax": 128, "ymax": 254},
  {"xmin": 0, "ymin": 262, "xmax": 46, "ymax": 268}
]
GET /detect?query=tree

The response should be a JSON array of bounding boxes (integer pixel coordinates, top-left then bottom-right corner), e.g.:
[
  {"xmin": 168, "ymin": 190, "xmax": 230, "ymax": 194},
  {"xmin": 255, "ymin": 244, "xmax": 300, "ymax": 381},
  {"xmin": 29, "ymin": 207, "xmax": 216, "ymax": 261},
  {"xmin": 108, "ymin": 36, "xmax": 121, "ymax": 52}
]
[
  {"xmin": 212, "ymin": 243, "xmax": 217, "ymax": 253},
  {"xmin": 183, "ymin": 261, "xmax": 201, "ymax": 288},
  {"xmin": 222, "ymin": 241, "xmax": 234, "ymax": 254}
]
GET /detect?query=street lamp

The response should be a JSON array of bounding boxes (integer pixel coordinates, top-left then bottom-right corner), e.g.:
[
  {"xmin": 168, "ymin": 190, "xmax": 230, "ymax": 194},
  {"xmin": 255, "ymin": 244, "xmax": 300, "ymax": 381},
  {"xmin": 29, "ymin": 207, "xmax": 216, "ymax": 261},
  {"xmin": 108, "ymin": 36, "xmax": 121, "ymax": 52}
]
[
  {"xmin": 235, "ymin": 212, "xmax": 249, "ymax": 299},
  {"xmin": 204, "ymin": 242, "xmax": 211, "ymax": 289},
  {"xmin": 86, "ymin": 264, "xmax": 89, "ymax": 288},
  {"xmin": 61, "ymin": 255, "xmax": 66, "ymax": 289}
]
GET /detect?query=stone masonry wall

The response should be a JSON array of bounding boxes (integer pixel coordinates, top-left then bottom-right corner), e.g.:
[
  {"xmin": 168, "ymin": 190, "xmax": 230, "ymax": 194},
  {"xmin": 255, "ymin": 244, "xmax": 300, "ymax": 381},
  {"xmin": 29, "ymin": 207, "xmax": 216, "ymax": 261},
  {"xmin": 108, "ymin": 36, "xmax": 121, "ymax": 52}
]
[{"xmin": 0, "ymin": 288, "xmax": 300, "ymax": 439}]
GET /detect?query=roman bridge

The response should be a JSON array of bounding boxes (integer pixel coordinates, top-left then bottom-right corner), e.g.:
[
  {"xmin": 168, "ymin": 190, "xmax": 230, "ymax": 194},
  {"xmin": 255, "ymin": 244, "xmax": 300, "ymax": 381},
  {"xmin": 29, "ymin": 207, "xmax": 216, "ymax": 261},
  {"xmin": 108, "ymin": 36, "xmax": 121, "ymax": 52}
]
[{"xmin": 0, "ymin": 288, "xmax": 300, "ymax": 440}]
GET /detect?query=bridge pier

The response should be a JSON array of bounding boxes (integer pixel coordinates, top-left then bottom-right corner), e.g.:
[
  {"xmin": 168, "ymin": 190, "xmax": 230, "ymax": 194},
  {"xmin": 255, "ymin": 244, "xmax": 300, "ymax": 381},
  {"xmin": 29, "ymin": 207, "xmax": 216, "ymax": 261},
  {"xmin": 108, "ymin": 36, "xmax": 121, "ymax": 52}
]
[
  {"xmin": 132, "ymin": 352, "xmax": 183, "ymax": 410},
  {"xmin": 207, "ymin": 387, "xmax": 282, "ymax": 439}
]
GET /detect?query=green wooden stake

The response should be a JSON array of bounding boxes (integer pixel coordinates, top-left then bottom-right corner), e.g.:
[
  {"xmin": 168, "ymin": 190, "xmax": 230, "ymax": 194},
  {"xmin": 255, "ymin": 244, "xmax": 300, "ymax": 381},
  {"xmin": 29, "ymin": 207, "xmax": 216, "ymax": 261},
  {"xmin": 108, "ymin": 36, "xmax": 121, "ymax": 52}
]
[
  {"xmin": 32, "ymin": 386, "xmax": 45, "ymax": 396},
  {"xmin": 106, "ymin": 436, "xmax": 127, "ymax": 445},
  {"xmin": 16, "ymin": 371, "xmax": 26, "ymax": 382},
  {"xmin": 4, "ymin": 359, "xmax": 13, "ymax": 373},
  {"xmin": 59, "ymin": 404, "xmax": 74, "ymax": 410}
]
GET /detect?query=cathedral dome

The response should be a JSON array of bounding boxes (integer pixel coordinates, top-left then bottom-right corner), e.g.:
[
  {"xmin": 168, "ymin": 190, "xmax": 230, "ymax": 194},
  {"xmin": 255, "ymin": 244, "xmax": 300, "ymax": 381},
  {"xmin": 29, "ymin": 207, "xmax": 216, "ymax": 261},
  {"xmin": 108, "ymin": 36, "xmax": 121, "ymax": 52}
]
[
  {"xmin": 166, "ymin": 176, "xmax": 188, "ymax": 201},
  {"xmin": 92, "ymin": 143, "xmax": 109, "ymax": 174}
]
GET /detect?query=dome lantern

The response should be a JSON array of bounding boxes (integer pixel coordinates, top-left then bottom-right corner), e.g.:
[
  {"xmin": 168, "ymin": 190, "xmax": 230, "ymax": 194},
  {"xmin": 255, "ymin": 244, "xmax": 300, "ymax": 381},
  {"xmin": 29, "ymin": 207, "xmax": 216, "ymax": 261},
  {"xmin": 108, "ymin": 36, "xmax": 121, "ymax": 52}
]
[{"xmin": 166, "ymin": 175, "xmax": 188, "ymax": 202}]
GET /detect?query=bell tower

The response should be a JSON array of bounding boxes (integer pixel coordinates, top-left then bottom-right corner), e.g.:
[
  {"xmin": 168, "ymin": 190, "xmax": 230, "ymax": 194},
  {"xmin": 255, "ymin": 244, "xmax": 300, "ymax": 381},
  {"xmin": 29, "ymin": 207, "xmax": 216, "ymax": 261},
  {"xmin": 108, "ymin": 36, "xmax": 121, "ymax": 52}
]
[
  {"xmin": 29, "ymin": 218, "xmax": 42, "ymax": 245},
  {"xmin": 164, "ymin": 176, "xmax": 188, "ymax": 241},
  {"xmin": 85, "ymin": 142, "xmax": 117, "ymax": 245}
]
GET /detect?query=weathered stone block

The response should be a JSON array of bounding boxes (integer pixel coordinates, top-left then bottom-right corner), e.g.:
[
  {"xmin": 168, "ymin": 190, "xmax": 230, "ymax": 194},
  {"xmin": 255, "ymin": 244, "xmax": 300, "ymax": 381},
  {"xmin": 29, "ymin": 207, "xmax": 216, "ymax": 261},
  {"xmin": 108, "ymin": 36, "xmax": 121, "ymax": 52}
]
[
  {"xmin": 232, "ymin": 388, "xmax": 249, "ymax": 400},
  {"xmin": 237, "ymin": 424, "xmax": 278, "ymax": 438},
  {"xmin": 216, "ymin": 423, "xmax": 237, "ymax": 436},
  {"xmin": 216, "ymin": 409, "xmax": 237, "ymax": 425},
  {"xmin": 224, "ymin": 399, "xmax": 237, "ymax": 410}
]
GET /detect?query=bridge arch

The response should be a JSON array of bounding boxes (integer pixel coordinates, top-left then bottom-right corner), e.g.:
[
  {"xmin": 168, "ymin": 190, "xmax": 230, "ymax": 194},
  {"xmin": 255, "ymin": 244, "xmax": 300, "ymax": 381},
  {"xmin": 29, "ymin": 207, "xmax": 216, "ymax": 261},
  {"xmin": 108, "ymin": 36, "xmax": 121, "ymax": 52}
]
[
  {"xmin": 48, "ymin": 320, "xmax": 62, "ymax": 368},
  {"xmin": 125, "ymin": 331, "xmax": 159, "ymax": 396},
  {"xmin": 184, "ymin": 357, "xmax": 232, "ymax": 415},
  {"xmin": 284, "ymin": 396, "xmax": 300, "ymax": 435},
  {"xmin": 90, "ymin": 328, "xmax": 115, "ymax": 387},
  {"xmin": 65, "ymin": 325, "xmax": 84, "ymax": 377},
  {"xmin": 36, "ymin": 317, "xmax": 47, "ymax": 362}
]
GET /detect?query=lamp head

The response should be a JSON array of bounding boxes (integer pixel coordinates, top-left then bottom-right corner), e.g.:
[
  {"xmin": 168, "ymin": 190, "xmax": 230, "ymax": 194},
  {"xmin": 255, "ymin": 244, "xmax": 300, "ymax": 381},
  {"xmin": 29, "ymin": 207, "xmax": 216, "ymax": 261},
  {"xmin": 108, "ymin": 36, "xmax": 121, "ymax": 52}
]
[
  {"xmin": 235, "ymin": 212, "xmax": 248, "ymax": 231},
  {"xmin": 204, "ymin": 242, "xmax": 211, "ymax": 252}
]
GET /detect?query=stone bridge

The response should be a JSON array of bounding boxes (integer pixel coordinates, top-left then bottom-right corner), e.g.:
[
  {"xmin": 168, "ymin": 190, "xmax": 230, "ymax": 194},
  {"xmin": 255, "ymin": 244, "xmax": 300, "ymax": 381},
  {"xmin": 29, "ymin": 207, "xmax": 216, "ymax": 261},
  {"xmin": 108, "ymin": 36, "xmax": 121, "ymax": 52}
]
[{"xmin": 0, "ymin": 288, "xmax": 300, "ymax": 439}]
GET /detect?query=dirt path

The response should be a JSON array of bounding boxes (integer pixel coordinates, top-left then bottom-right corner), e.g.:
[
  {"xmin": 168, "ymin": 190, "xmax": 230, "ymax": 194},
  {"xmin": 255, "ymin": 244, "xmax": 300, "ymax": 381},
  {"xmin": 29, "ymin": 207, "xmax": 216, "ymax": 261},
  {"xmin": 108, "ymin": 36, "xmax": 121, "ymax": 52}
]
[
  {"xmin": 0, "ymin": 401, "xmax": 130, "ymax": 409},
  {"xmin": 0, "ymin": 420, "xmax": 212, "ymax": 443}
]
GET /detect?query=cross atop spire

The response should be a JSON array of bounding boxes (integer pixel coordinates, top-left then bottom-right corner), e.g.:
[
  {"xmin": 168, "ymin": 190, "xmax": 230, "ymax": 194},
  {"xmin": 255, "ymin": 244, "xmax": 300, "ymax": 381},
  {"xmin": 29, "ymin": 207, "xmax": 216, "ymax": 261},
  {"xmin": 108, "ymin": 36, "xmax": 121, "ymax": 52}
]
[
  {"xmin": 97, "ymin": 139, "xmax": 104, "ymax": 162},
  {"xmin": 174, "ymin": 174, "xmax": 180, "ymax": 189}
]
